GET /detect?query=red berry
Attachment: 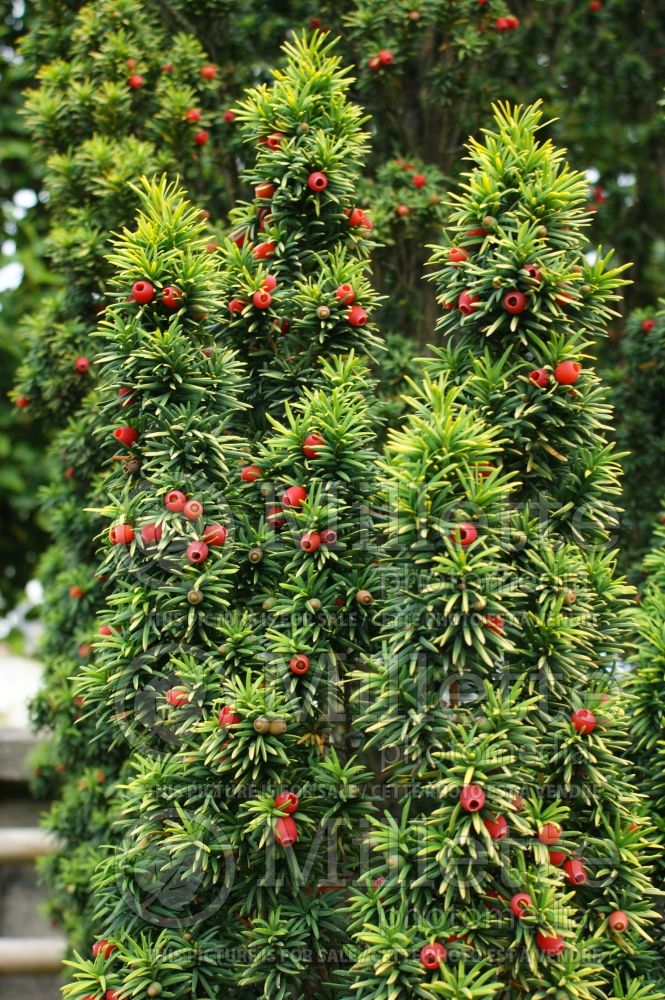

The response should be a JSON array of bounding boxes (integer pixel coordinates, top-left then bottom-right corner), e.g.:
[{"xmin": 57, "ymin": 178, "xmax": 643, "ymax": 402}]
[
  {"xmin": 300, "ymin": 531, "xmax": 321, "ymax": 553},
  {"xmin": 106, "ymin": 991, "xmax": 121, "ymax": 1000},
  {"xmin": 74, "ymin": 356, "xmax": 90, "ymax": 373},
  {"xmin": 282, "ymin": 485, "xmax": 307, "ymax": 508},
  {"xmin": 97, "ymin": 624, "xmax": 112, "ymax": 637},
  {"xmin": 223, "ymin": 109, "xmax": 236, "ymax": 123},
  {"xmin": 69, "ymin": 585, "xmax": 85, "ymax": 599},
  {"xmin": 131, "ymin": 280, "xmax": 155, "ymax": 304},
  {"xmin": 495, "ymin": 16, "xmax": 508, "ymax": 29},
  {"xmin": 412, "ymin": 173, "xmax": 426, "ymax": 189},
  {"xmin": 555, "ymin": 290, "xmax": 575, "ymax": 308},
  {"xmin": 253, "ymin": 289, "xmax": 272, "ymax": 310},
  {"xmin": 464, "ymin": 227, "xmax": 488, "ymax": 245},
  {"xmin": 162, "ymin": 63, "xmax": 173, "ymax": 73},
  {"xmin": 419, "ymin": 942, "xmax": 446, "ymax": 970},
  {"xmin": 641, "ymin": 318, "xmax": 656, "ymax": 332},
  {"xmin": 307, "ymin": 171, "xmax": 328, "ymax": 192},
  {"xmin": 347, "ymin": 207, "xmax": 366, "ymax": 228},
  {"xmin": 484, "ymin": 815, "xmax": 509, "ymax": 840},
  {"xmin": 335, "ymin": 283, "xmax": 355, "ymax": 304},
  {"xmin": 535, "ymin": 931, "xmax": 565, "ymax": 956},
  {"xmin": 109, "ymin": 524, "xmax": 134, "ymax": 545},
  {"xmin": 263, "ymin": 274, "xmax": 277, "ymax": 291},
  {"xmin": 554, "ymin": 360, "xmax": 581, "ymax": 385},
  {"xmin": 274, "ymin": 815, "xmax": 298, "ymax": 846},
  {"xmin": 505, "ymin": 15, "xmax": 520, "ymax": 27},
  {"xmin": 200, "ymin": 65, "xmax": 217, "ymax": 80},
  {"xmin": 451, "ymin": 521, "xmax": 478, "ymax": 547},
  {"xmin": 503, "ymin": 289, "xmax": 527, "ymax": 314},
  {"xmin": 194, "ymin": 130, "xmax": 209, "ymax": 146},
  {"xmin": 267, "ymin": 504, "xmax": 286, "ymax": 529},
  {"xmin": 538, "ymin": 822, "xmax": 562, "ymax": 845},
  {"xmin": 15, "ymin": 395, "xmax": 30, "ymax": 408},
  {"xmin": 275, "ymin": 791, "xmax": 299, "ymax": 814},
  {"xmin": 484, "ymin": 614, "xmax": 505, "ymax": 635},
  {"xmin": 241, "ymin": 465, "xmax": 262, "ymax": 483},
  {"xmin": 608, "ymin": 910, "xmax": 629, "ymax": 933},
  {"xmin": 347, "ymin": 305, "xmax": 368, "ymax": 327},
  {"xmin": 571, "ymin": 708, "xmax": 597, "ymax": 734},
  {"xmin": 64, "ymin": 466, "xmax": 76, "ymax": 478},
  {"xmin": 396, "ymin": 203, "xmax": 410, "ymax": 217},
  {"xmin": 589, "ymin": 0, "xmax": 602, "ymax": 9},
  {"xmin": 185, "ymin": 108, "xmax": 201, "ymax": 122},
  {"xmin": 562, "ymin": 859, "xmax": 587, "ymax": 885},
  {"xmin": 458, "ymin": 290, "xmax": 480, "ymax": 315},
  {"xmin": 183, "ymin": 499, "xmax": 204, "ymax": 520},
  {"xmin": 165, "ymin": 490, "xmax": 187, "ymax": 512},
  {"xmin": 140, "ymin": 523, "xmax": 162, "ymax": 545},
  {"xmin": 530, "ymin": 368, "xmax": 550, "ymax": 388},
  {"xmin": 228, "ymin": 298, "xmax": 247, "ymax": 314},
  {"xmin": 320, "ymin": 529, "xmax": 337, "ymax": 545},
  {"xmin": 186, "ymin": 540, "xmax": 209, "ymax": 564},
  {"xmin": 126, "ymin": 58, "xmax": 137, "ymax": 70},
  {"xmin": 166, "ymin": 687, "xmax": 189, "ymax": 707},
  {"xmin": 289, "ymin": 653, "xmax": 310, "ymax": 675},
  {"xmin": 549, "ymin": 849, "xmax": 567, "ymax": 867},
  {"xmin": 162, "ymin": 286, "xmax": 184, "ymax": 309},
  {"xmin": 509, "ymin": 893, "xmax": 532, "ymax": 918},
  {"xmin": 128, "ymin": 74, "xmax": 144, "ymax": 89},
  {"xmin": 113, "ymin": 425, "xmax": 138, "ymax": 447},
  {"xmin": 118, "ymin": 386, "xmax": 135, "ymax": 407},
  {"xmin": 372, "ymin": 877, "xmax": 385, "ymax": 891},
  {"xmin": 255, "ymin": 182, "xmax": 276, "ymax": 199},
  {"xmin": 218, "ymin": 705, "xmax": 240, "ymax": 727},
  {"xmin": 523, "ymin": 264, "xmax": 542, "ymax": 283},
  {"xmin": 378, "ymin": 49, "xmax": 394, "ymax": 65},
  {"xmin": 253, "ymin": 241, "xmax": 277, "ymax": 260},
  {"xmin": 459, "ymin": 784, "xmax": 485, "ymax": 812},
  {"xmin": 302, "ymin": 433, "xmax": 325, "ymax": 458},
  {"xmin": 367, "ymin": 55, "xmax": 381, "ymax": 71},
  {"xmin": 202, "ymin": 524, "xmax": 227, "ymax": 546},
  {"xmin": 448, "ymin": 247, "xmax": 468, "ymax": 264},
  {"xmin": 266, "ymin": 132, "xmax": 285, "ymax": 151},
  {"xmin": 92, "ymin": 939, "xmax": 117, "ymax": 959}
]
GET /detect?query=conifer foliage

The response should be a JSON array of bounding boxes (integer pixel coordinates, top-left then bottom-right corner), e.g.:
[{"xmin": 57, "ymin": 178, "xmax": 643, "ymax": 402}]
[
  {"xmin": 64, "ymin": 355, "xmax": 383, "ymax": 1000},
  {"xmin": 62, "ymin": 34, "xmax": 390, "ymax": 998},
  {"xmin": 345, "ymin": 105, "xmax": 664, "ymax": 1000},
  {"xmin": 37, "ymin": 177, "xmax": 253, "ymax": 942},
  {"xmin": 628, "ymin": 512, "xmax": 665, "ymax": 888},
  {"xmin": 217, "ymin": 31, "xmax": 383, "ymax": 431},
  {"xmin": 14, "ymin": 0, "xmax": 228, "ymax": 419}
]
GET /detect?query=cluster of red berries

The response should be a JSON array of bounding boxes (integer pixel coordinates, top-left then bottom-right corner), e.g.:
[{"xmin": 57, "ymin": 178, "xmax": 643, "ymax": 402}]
[
  {"xmin": 430, "ymin": 787, "xmax": 625, "ymax": 959},
  {"xmin": 367, "ymin": 49, "xmax": 394, "ymax": 71},
  {"xmin": 344, "ymin": 206, "xmax": 373, "ymax": 230},
  {"xmin": 495, "ymin": 14, "xmax": 520, "ymax": 29},
  {"xmin": 162, "ymin": 490, "xmax": 227, "ymax": 564},
  {"xmin": 337, "ymin": 283, "xmax": 368, "ymax": 327},
  {"xmin": 529, "ymin": 360, "xmax": 582, "ymax": 388},
  {"xmin": 183, "ymin": 107, "xmax": 209, "ymax": 146},
  {"xmin": 228, "ymin": 273, "xmax": 278, "ymax": 315},
  {"xmin": 87, "ymin": 941, "xmax": 121, "ymax": 998},
  {"xmin": 131, "ymin": 280, "xmax": 184, "ymax": 309},
  {"xmin": 274, "ymin": 790, "xmax": 300, "ymax": 846}
]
